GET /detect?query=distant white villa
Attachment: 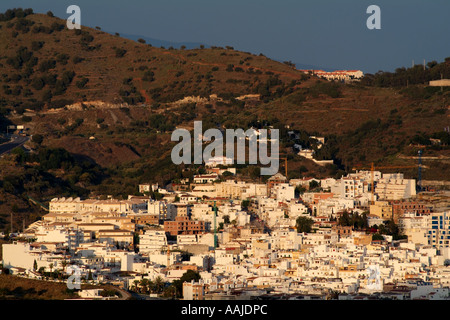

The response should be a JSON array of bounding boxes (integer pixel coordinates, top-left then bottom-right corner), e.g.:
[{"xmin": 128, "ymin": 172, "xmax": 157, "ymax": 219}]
[
  {"xmin": 205, "ymin": 156, "xmax": 233, "ymax": 167},
  {"xmin": 299, "ymin": 69, "xmax": 364, "ymax": 81}
]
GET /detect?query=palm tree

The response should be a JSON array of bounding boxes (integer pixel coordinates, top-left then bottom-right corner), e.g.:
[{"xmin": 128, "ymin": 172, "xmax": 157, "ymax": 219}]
[
  {"xmin": 162, "ymin": 285, "xmax": 177, "ymax": 299},
  {"xmin": 140, "ymin": 279, "xmax": 149, "ymax": 294},
  {"xmin": 148, "ymin": 280, "xmax": 155, "ymax": 293},
  {"xmin": 154, "ymin": 276, "xmax": 164, "ymax": 294},
  {"xmin": 133, "ymin": 280, "xmax": 140, "ymax": 292}
]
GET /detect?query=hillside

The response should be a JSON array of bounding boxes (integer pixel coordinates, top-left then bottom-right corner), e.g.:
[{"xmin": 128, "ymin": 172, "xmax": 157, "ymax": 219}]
[
  {"xmin": 0, "ymin": 273, "xmax": 124, "ymax": 300},
  {"xmin": 0, "ymin": 8, "xmax": 449, "ymax": 233},
  {"xmin": 0, "ymin": 10, "xmax": 304, "ymax": 112}
]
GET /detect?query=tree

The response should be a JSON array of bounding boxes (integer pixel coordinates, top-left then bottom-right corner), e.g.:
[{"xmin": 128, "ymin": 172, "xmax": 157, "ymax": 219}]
[
  {"xmin": 32, "ymin": 134, "xmax": 43, "ymax": 145},
  {"xmin": 379, "ymin": 219, "xmax": 406, "ymax": 240},
  {"xmin": 338, "ymin": 210, "xmax": 368, "ymax": 230},
  {"xmin": 372, "ymin": 233, "xmax": 384, "ymax": 241},
  {"xmin": 140, "ymin": 279, "xmax": 150, "ymax": 294},
  {"xmin": 115, "ymin": 48, "xmax": 127, "ymax": 58},
  {"xmin": 31, "ymin": 77, "xmax": 45, "ymax": 90},
  {"xmin": 61, "ymin": 260, "xmax": 68, "ymax": 273},
  {"xmin": 295, "ymin": 185, "xmax": 307, "ymax": 195},
  {"xmin": 76, "ymin": 77, "xmax": 89, "ymax": 89},
  {"xmin": 154, "ymin": 276, "xmax": 164, "ymax": 293},
  {"xmin": 38, "ymin": 59, "xmax": 56, "ymax": 72},
  {"xmin": 33, "ymin": 259, "xmax": 38, "ymax": 271},
  {"xmin": 309, "ymin": 180, "xmax": 320, "ymax": 190},
  {"xmin": 170, "ymin": 280, "xmax": 183, "ymax": 298},
  {"xmin": 162, "ymin": 284, "xmax": 177, "ymax": 299},
  {"xmin": 132, "ymin": 280, "xmax": 140, "ymax": 292},
  {"xmin": 296, "ymin": 216, "xmax": 314, "ymax": 233},
  {"xmin": 170, "ymin": 270, "xmax": 201, "ymax": 298}
]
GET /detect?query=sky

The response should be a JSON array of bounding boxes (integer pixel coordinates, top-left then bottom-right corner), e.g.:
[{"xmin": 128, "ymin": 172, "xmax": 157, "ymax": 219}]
[{"xmin": 1, "ymin": 0, "xmax": 449, "ymax": 73}]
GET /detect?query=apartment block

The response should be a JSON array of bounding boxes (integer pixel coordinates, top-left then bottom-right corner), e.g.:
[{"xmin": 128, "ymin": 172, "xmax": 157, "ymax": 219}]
[{"xmin": 164, "ymin": 215, "xmax": 205, "ymax": 236}]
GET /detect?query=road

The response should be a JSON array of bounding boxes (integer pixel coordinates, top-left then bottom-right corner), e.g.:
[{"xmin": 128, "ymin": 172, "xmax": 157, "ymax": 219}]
[{"xmin": 0, "ymin": 134, "xmax": 29, "ymax": 155}]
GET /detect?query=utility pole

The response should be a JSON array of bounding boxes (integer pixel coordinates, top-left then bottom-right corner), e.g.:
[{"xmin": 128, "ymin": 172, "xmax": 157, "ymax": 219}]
[
  {"xmin": 213, "ymin": 201, "xmax": 218, "ymax": 264},
  {"xmin": 213, "ymin": 201, "xmax": 218, "ymax": 249}
]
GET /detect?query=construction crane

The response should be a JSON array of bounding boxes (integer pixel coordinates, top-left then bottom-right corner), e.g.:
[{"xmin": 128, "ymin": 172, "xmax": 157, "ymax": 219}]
[
  {"xmin": 281, "ymin": 157, "xmax": 288, "ymax": 177},
  {"xmin": 352, "ymin": 162, "xmax": 421, "ymax": 205}
]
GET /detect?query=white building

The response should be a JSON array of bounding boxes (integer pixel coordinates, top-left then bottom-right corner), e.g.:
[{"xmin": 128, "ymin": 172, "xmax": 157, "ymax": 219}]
[
  {"xmin": 2, "ymin": 241, "xmax": 66, "ymax": 271},
  {"xmin": 375, "ymin": 173, "xmax": 416, "ymax": 201},
  {"xmin": 331, "ymin": 177, "xmax": 369, "ymax": 199},
  {"xmin": 398, "ymin": 212, "xmax": 429, "ymax": 245},
  {"xmin": 34, "ymin": 225, "xmax": 83, "ymax": 252},
  {"xmin": 139, "ymin": 183, "xmax": 159, "ymax": 193},
  {"xmin": 49, "ymin": 197, "xmax": 147, "ymax": 214},
  {"xmin": 297, "ymin": 149, "xmax": 314, "ymax": 159},
  {"xmin": 301, "ymin": 69, "xmax": 364, "ymax": 81},
  {"xmin": 191, "ymin": 184, "xmax": 217, "ymax": 198},
  {"xmin": 289, "ymin": 202, "xmax": 309, "ymax": 219},
  {"xmin": 179, "ymin": 194, "xmax": 198, "ymax": 204},
  {"xmin": 215, "ymin": 181, "xmax": 267, "ymax": 200},
  {"xmin": 313, "ymin": 197, "xmax": 355, "ymax": 217},
  {"xmin": 205, "ymin": 156, "xmax": 233, "ymax": 167},
  {"xmin": 193, "ymin": 174, "xmax": 219, "ymax": 184},
  {"xmin": 272, "ymin": 183, "xmax": 295, "ymax": 202},
  {"xmin": 139, "ymin": 230, "xmax": 168, "ymax": 253}
]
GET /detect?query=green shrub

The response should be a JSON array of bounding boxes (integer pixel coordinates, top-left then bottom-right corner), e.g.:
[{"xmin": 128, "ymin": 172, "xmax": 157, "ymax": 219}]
[
  {"xmin": 76, "ymin": 77, "xmax": 89, "ymax": 89},
  {"xmin": 115, "ymin": 48, "xmax": 127, "ymax": 58}
]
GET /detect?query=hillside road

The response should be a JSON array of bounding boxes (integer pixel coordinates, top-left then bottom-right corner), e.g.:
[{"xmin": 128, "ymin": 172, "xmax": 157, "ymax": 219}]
[{"xmin": 0, "ymin": 134, "xmax": 29, "ymax": 156}]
